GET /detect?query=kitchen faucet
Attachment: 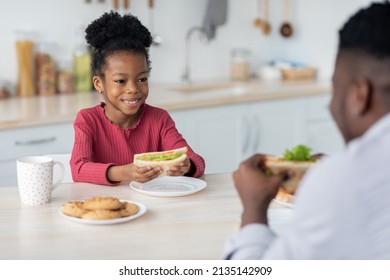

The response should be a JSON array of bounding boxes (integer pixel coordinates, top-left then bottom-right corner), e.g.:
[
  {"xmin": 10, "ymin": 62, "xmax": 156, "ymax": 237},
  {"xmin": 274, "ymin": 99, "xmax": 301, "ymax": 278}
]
[{"xmin": 182, "ymin": 27, "xmax": 209, "ymax": 86}]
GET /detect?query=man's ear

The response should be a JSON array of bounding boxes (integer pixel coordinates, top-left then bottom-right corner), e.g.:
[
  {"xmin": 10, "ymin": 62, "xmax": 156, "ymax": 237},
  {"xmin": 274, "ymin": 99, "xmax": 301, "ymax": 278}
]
[
  {"xmin": 93, "ymin": 76, "xmax": 104, "ymax": 93},
  {"xmin": 350, "ymin": 77, "xmax": 372, "ymax": 116}
]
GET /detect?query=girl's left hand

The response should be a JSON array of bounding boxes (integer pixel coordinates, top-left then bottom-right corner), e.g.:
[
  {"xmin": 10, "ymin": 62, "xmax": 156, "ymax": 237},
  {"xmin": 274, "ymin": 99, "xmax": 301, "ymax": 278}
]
[{"xmin": 167, "ymin": 157, "xmax": 191, "ymax": 176}]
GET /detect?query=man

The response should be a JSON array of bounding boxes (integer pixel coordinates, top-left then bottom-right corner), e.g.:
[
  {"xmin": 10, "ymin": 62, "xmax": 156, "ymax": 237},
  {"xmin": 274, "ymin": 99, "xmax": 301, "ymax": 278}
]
[{"xmin": 223, "ymin": 2, "xmax": 390, "ymax": 259}]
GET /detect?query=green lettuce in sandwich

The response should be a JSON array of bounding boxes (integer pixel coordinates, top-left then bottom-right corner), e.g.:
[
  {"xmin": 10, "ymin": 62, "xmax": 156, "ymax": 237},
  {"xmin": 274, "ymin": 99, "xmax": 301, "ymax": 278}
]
[
  {"xmin": 133, "ymin": 147, "xmax": 188, "ymax": 177},
  {"xmin": 265, "ymin": 144, "xmax": 317, "ymax": 194}
]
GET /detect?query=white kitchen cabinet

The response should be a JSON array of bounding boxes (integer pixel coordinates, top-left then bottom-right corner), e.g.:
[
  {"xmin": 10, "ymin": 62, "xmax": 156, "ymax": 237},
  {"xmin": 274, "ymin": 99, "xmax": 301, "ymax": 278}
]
[
  {"xmin": 0, "ymin": 161, "xmax": 17, "ymax": 187},
  {"xmin": 169, "ymin": 110, "xmax": 190, "ymax": 142},
  {"xmin": 244, "ymin": 94, "xmax": 344, "ymax": 159},
  {"xmin": 246, "ymin": 97, "xmax": 306, "ymax": 158},
  {"xmin": 170, "ymin": 93, "xmax": 344, "ymax": 174},
  {"xmin": 171, "ymin": 104, "xmax": 247, "ymax": 174},
  {"xmin": 0, "ymin": 123, "xmax": 74, "ymax": 187},
  {"xmin": 304, "ymin": 94, "xmax": 345, "ymax": 155}
]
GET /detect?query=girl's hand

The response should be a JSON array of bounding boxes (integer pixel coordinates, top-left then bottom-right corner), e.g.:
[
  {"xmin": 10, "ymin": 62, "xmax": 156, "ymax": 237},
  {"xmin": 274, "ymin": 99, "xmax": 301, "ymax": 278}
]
[
  {"xmin": 167, "ymin": 157, "xmax": 191, "ymax": 176},
  {"xmin": 128, "ymin": 163, "xmax": 162, "ymax": 183}
]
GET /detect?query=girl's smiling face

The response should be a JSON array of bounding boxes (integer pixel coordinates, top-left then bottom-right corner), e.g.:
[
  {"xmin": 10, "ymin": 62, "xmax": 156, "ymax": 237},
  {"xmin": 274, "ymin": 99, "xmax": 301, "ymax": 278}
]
[{"xmin": 93, "ymin": 51, "xmax": 150, "ymax": 128}]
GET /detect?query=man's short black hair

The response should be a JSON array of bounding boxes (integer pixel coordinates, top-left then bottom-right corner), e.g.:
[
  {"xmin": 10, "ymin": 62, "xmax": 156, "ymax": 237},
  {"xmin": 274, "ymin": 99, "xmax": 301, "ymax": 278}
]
[{"xmin": 339, "ymin": 2, "xmax": 390, "ymax": 59}]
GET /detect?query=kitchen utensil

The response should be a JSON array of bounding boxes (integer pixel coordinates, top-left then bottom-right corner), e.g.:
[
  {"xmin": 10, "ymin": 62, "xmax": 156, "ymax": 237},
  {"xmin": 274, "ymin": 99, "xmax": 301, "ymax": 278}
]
[
  {"xmin": 253, "ymin": 0, "xmax": 263, "ymax": 29},
  {"xmin": 261, "ymin": 0, "xmax": 271, "ymax": 36},
  {"xmin": 113, "ymin": 0, "xmax": 119, "ymax": 10},
  {"xmin": 124, "ymin": 0, "xmax": 129, "ymax": 9},
  {"xmin": 280, "ymin": 0, "xmax": 293, "ymax": 37},
  {"xmin": 148, "ymin": 0, "xmax": 162, "ymax": 46}
]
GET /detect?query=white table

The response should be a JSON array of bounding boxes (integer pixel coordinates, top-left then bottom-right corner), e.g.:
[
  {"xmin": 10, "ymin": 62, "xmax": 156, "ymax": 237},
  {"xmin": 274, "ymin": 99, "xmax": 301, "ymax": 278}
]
[{"xmin": 0, "ymin": 173, "xmax": 293, "ymax": 259}]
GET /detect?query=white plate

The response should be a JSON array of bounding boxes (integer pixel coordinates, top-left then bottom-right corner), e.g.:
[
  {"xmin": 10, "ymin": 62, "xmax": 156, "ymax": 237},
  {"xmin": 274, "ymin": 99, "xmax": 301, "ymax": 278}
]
[
  {"xmin": 130, "ymin": 176, "xmax": 207, "ymax": 197},
  {"xmin": 273, "ymin": 198, "xmax": 294, "ymax": 208},
  {"xmin": 273, "ymin": 191, "xmax": 294, "ymax": 208},
  {"xmin": 59, "ymin": 200, "xmax": 147, "ymax": 225}
]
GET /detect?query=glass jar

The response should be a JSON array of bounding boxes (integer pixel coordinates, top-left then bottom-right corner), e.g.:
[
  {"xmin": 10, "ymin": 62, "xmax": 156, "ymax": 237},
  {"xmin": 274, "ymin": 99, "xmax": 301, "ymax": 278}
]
[
  {"xmin": 35, "ymin": 42, "xmax": 57, "ymax": 96},
  {"xmin": 0, "ymin": 80, "xmax": 11, "ymax": 99},
  {"xmin": 57, "ymin": 60, "xmax": 74, "ymax": 94},
  {"xmin": 73, "ymin": 24, "xmax": 92, "ymax": 93},
  {"xmin": 230, "ymin": 49, "xmax": 251, "ymax": 81},
  {"xmin": 15, "ymin": 30, "xmax": 35, "ymax": 97},
  {"xmin": 73, "ymin": 47, "xmax": 92, "ymax": 92}
]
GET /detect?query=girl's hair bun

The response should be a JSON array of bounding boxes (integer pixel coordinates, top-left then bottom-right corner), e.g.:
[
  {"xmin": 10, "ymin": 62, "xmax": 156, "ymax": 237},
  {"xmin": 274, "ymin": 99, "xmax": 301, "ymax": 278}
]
[{"xmin": 85, "ymin": 11, "xmax": 152, "ymax": 49}]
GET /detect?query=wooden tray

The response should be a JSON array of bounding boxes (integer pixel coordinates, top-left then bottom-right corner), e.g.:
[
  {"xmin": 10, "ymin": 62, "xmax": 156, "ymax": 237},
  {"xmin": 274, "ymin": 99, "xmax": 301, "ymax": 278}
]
[{"xmin": 282, "ymin": 67, "xmax": 317, "ymax": 80}]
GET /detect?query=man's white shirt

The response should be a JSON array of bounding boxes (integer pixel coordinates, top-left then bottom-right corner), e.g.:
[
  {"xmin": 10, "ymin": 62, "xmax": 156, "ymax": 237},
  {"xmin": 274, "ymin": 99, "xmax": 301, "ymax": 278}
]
[{"xmin": 223, "ymin": 113, "xmax": 390, "ymax": 259}]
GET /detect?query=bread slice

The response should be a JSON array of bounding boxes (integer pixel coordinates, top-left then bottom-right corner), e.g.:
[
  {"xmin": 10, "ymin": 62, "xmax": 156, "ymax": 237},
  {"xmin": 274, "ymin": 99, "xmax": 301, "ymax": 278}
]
[
  {"xmin": 265, "ymin": 156, "xmax": 315, "ymax": 194},
  {"xmin": 133, "ymin": 147, "xmax": 188, "ymax": 177}
]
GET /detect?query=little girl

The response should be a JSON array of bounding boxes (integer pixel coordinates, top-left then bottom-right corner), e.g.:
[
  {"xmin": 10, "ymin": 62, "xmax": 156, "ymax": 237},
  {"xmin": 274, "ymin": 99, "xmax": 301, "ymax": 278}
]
[{"xmin": 70, "ymin": 11, "xmax": 205, "ymax": 185}]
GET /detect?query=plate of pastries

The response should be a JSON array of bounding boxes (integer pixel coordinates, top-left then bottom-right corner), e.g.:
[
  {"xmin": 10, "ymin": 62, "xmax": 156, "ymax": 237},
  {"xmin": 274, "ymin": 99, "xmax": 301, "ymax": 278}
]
[{"xmin": 59, "ymin": 196, "xmax": 146, "ymax": 225}]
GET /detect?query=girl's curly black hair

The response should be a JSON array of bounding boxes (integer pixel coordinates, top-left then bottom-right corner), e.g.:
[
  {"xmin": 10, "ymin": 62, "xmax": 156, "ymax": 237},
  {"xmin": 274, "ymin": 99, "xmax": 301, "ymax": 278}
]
[{"xmin": 85, "ymin": 11, "xmax": 153, "ymax": 77}]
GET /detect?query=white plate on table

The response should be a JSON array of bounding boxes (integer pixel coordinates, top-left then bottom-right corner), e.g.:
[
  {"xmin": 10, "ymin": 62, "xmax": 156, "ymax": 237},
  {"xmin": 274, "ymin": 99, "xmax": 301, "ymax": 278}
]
[
  {"xmin": 273, "ymin": 198, "xmax": 294, "ymax": 208},
  {"xmin": 273, "ymin": 190, "xmax": 294, "ymax": 208},
  {"xmin": 59, "ymin": 200, "xmax": 147, "ymax": 225},
  {"xmin": 130, "ymin": 176, "xmax": 207, "ymax": 197}
]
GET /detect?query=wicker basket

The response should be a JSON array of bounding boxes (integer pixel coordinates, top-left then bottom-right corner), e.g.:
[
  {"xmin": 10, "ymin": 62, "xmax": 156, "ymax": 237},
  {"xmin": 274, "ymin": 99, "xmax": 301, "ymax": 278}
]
[{"xmin": 281, "ymin": 67, "xmax": 317, "ymax": 80}]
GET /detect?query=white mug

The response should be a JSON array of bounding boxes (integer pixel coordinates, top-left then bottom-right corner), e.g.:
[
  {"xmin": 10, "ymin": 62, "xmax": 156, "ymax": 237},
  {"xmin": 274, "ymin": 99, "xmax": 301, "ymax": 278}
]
[{"xmin": 16, "ymin": 156, "xmax": 65, "ymax": 206}]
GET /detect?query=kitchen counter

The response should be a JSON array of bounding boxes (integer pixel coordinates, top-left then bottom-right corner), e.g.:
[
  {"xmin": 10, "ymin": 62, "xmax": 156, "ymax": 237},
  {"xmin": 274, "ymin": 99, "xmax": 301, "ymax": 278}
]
[{"xmin": 0, "ymin": 79, "xmax": 331, "ymax": 130}]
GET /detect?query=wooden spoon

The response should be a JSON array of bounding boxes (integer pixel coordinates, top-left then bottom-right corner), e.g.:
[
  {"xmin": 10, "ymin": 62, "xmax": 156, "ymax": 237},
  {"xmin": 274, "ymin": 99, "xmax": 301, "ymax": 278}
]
[
  {"xmin": 253, "ymin": 0, "xmax": 263, "ymax": 29},
  {"xmin": 113, "ymin": 0, "xmax": 119, "ymax": 10},
  {"xmin": 280, "ymin": 0, "xmax": 293, "ymax": 37},
  {"xmin": 261, "ymin": 0, "xmax": 271, "ymax": 36}
]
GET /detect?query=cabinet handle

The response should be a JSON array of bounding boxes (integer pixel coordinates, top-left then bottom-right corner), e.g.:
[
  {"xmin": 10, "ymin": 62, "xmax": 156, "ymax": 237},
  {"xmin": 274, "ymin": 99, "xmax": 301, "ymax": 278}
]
[
  {"xmin": 241, "ymin": 115, "xmax": 251, "ymax": 156},
  {"xmin": 252, "ymin": 115, "xmax": 260, "ymax": 153},
  {"xmin": 15, "ymin": 137, "xmax": 57, "ymax": 146}
]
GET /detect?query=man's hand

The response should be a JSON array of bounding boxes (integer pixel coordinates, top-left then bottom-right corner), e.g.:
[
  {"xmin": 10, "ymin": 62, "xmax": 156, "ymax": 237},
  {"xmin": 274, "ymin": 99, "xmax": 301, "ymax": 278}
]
[{"xmin": 233, "ymin": 154, "xmax": 289, "ymax": 227}]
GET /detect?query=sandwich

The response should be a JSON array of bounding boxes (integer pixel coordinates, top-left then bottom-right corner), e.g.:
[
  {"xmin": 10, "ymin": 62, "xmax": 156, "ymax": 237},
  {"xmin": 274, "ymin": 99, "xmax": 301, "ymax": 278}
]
[
  {"xmin": 264, "ymin": 144, "xmax": 317, "ymax": 195},
  {"xmin": 133, "ymin": 147, "xmax": 188, "ymax": 176}
]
